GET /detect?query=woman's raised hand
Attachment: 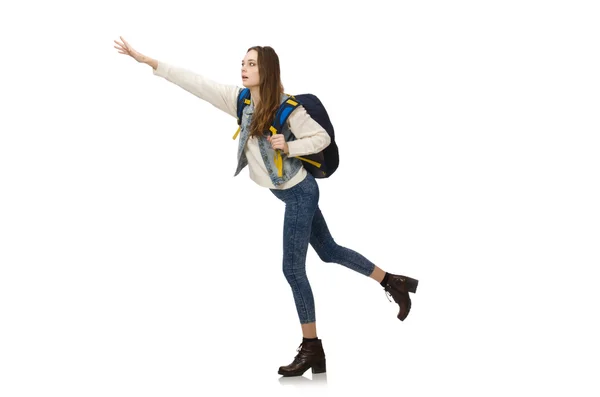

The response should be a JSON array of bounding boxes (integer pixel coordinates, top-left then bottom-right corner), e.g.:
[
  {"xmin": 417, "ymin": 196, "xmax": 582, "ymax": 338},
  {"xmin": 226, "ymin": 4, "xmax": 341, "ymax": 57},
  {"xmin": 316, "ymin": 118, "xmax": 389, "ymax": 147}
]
[{"xmin": 114, "ymin": 36, "xmax": 145, "ymax": 63}]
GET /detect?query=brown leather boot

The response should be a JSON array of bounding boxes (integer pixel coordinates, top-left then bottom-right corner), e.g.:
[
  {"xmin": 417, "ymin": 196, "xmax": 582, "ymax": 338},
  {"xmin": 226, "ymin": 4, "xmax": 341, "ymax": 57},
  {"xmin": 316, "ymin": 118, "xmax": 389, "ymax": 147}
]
[
  {"xmin": 278, "ymin": 338, "xmax": 326, "ymax": 377},
  {"xmin": 383, "ymin": 274, "xmax": 419, "ymax": 321}
]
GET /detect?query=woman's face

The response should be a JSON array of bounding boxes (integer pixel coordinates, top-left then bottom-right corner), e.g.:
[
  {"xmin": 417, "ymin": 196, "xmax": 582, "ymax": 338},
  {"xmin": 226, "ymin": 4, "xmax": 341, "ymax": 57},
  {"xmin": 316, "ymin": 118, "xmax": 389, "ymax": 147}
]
[{"xmin": 241, "ymin": 49, "xmax": 260, "ymax": 88}]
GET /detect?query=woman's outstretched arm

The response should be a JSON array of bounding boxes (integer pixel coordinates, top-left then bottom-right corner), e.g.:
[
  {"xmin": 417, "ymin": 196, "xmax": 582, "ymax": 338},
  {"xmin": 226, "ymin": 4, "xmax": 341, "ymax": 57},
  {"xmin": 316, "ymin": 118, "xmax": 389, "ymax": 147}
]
[
  {"xmin": 114, "ymin": 36, "xmax": 239, "ymax": 118},
  {"xmin": 151, "ymin": 61, "xmax": 240, "ymax": 119}
]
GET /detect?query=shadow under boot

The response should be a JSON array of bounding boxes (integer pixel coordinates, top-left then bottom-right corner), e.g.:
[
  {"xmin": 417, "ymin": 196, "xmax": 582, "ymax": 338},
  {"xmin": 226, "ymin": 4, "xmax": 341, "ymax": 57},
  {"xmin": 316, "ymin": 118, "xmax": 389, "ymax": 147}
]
[{"xmin": 278, "ymin": 338, "xmax": 326, "ymax": 377}]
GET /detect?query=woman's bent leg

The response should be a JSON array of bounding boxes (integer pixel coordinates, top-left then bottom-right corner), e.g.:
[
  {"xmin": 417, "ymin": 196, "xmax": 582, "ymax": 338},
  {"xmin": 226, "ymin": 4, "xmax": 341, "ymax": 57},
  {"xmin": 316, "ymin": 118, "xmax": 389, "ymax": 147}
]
[{"xmin": 309, "ymin": 205, "xmax": 377, "ymax": 277}]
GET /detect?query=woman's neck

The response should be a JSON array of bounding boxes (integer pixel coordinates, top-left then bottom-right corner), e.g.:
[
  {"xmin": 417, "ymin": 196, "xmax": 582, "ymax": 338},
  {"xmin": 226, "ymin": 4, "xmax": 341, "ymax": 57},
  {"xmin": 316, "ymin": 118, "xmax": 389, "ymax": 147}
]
[{"xmin": 250, "ymin": 87, "xmax": 260, "ymax": 108}]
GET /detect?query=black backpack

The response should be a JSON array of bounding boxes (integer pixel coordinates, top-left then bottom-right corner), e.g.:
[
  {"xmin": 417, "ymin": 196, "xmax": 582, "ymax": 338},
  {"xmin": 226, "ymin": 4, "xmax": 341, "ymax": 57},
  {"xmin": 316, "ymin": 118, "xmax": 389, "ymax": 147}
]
[{"xmin": 233, "ymin": 88, "xmax": 339, "ymax": 178}]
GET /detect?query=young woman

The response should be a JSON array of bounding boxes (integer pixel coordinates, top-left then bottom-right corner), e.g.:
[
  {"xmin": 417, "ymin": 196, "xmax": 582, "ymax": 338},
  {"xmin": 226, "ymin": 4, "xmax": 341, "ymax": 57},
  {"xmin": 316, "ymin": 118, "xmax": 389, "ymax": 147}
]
[{"xmin": 114, "ymin": 36, "xmax": 419, "ymax": 377}]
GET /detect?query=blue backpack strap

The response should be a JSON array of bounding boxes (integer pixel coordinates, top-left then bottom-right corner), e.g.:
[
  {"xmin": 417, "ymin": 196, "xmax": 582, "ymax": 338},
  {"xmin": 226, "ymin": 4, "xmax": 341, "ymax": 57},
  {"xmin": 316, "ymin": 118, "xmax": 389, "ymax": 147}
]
[
  {"xmin": 233, "ymin": 88, "xmax": 251, "ymax": 140},
  {"xmin": 269, "ymin": 96, "xmax": 300, "ymax": 135}
]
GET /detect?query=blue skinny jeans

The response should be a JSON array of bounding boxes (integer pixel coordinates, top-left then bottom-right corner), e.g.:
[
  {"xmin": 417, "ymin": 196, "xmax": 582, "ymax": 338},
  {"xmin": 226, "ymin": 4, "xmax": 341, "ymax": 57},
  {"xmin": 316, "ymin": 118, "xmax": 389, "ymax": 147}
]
[{"xmin": 269, "ymin": 172, "xmax": 376, "ymax": 324}]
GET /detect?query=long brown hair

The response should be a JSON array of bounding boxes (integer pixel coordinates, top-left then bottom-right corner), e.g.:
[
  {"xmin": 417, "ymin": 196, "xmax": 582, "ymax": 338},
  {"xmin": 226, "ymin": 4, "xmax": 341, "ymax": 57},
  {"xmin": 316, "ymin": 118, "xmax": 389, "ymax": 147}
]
[{"xmin": 247, "ymin": 46, "xmax": 284, "ymax": 139}]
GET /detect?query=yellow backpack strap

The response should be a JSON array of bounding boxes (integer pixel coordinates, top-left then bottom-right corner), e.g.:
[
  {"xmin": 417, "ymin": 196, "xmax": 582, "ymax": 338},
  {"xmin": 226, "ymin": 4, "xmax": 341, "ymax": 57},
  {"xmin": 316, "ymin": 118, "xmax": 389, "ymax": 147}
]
[
  {"xmin": 296, "ymin": 156, "xmax": 321, "ymax": 168},
  {"xmin": 274, "ymin": 151, "xmax": 283, "ymax": 177},
  {"xmin": 268, "ymin": 126, "xmax": 283, "ymax": 176}
]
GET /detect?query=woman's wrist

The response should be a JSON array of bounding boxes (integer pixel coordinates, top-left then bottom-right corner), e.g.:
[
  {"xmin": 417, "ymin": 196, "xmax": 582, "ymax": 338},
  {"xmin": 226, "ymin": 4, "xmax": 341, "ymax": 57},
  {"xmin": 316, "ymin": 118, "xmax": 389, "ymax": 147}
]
[{"xmin": 141, "ymin": 55, "xmax": 158, "ymax": 70}]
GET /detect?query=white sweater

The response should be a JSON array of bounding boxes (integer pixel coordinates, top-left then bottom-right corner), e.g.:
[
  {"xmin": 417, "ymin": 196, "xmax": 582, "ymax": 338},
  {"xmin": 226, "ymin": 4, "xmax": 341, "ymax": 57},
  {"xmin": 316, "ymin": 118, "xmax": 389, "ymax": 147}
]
[{"xmin": 152, "ymin": 61, "xmax": 331, "ymax": 189}]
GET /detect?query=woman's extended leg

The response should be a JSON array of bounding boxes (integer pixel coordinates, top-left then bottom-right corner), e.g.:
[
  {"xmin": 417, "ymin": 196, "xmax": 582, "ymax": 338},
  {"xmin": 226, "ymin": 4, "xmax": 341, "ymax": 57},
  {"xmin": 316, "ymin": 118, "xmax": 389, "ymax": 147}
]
[
  {"xmin": 308, "ymin": 203, "xmax": 418, "ymax": 321},
  {"xmin": 308, "ymin": 204, "xmax": 379, "ymax": 278}
]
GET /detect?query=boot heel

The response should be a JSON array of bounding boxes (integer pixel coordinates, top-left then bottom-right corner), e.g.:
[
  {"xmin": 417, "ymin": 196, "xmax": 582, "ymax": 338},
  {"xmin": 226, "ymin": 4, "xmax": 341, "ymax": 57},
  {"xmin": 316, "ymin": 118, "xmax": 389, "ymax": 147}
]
[
  {"xmin": 406, "ymin": 277, "xmax": 419, "ymax": 293},
  {"xmin": 311, "ymin": 358, "xmax": 326, "ymax": 374}
]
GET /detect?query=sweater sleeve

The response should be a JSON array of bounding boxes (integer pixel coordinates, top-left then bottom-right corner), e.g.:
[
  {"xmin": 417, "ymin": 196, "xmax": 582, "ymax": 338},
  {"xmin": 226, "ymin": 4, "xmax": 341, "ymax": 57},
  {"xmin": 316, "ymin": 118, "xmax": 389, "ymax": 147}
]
[
  {"xmin": 152, "ymin": 60, "xmax": 241, "ymax": 119},
  {"xmin": 285, "ymin": 105, "xmax": 331, "ymax": 158}
]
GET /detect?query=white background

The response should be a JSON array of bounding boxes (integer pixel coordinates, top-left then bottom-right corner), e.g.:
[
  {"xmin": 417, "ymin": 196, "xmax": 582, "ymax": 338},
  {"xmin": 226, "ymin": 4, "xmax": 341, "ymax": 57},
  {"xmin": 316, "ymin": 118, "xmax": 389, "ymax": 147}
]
[{"xmin": 1, "ymin": 0, "xmax": 599, "ymax": 395}]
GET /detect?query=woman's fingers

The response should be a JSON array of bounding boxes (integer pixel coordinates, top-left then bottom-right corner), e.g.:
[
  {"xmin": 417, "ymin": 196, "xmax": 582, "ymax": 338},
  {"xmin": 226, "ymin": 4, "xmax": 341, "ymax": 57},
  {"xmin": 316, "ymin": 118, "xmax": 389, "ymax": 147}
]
[
  {"xmin": 113, "ymin": 40, "xmax": 127, "ymax": 53},
  {"xmin": 115, "ymin": 39, "xmax": 127, "ymax": 48},
  {"xmin": 270, "ymin": 135, "xmax": 284, "ymax": 149},
  {"xmin": 114, "ymin": 45, "xmax": 128, "ymax": 55},
  {"xmin": 114, "ymin": 37, "xmax": 139, "ymax": 59},
  {"xmin": 120, "ymin": 36, "xmax": 133, "ymax": 51}
]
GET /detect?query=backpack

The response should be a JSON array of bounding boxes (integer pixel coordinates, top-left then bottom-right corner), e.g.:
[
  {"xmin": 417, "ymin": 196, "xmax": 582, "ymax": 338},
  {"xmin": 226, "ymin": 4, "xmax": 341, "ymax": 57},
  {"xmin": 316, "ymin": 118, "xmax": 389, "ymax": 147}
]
[{"xmin": 232, "ymin": 88, "xmax": 339, "ymax": 178}]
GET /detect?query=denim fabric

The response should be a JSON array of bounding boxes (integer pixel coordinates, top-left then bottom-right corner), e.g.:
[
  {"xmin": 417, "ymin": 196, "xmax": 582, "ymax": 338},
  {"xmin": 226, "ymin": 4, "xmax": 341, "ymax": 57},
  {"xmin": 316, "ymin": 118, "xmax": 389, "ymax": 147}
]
[
  {"xmin": 269, "ymin": 172, "xmax": 376, "ymax": 324},
  {"xmin": 234, "ymin": 93, "xmax": 303, "ymax": 186}
]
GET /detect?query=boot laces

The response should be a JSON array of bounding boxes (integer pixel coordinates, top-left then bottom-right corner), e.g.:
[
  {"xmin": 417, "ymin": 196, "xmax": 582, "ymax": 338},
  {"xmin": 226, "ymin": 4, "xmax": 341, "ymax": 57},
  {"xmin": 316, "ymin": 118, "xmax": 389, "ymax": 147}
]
[
  {"xmin": 384, "ymin": 288, "xmax": 393, "ymax": 302},
  {"xmin": 383, "ymin": 276, "xmax": 406, "ymax": 302},
  {"xmin": 383, "ymin": 281, "xmax": 394, "ymax": 302}
]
